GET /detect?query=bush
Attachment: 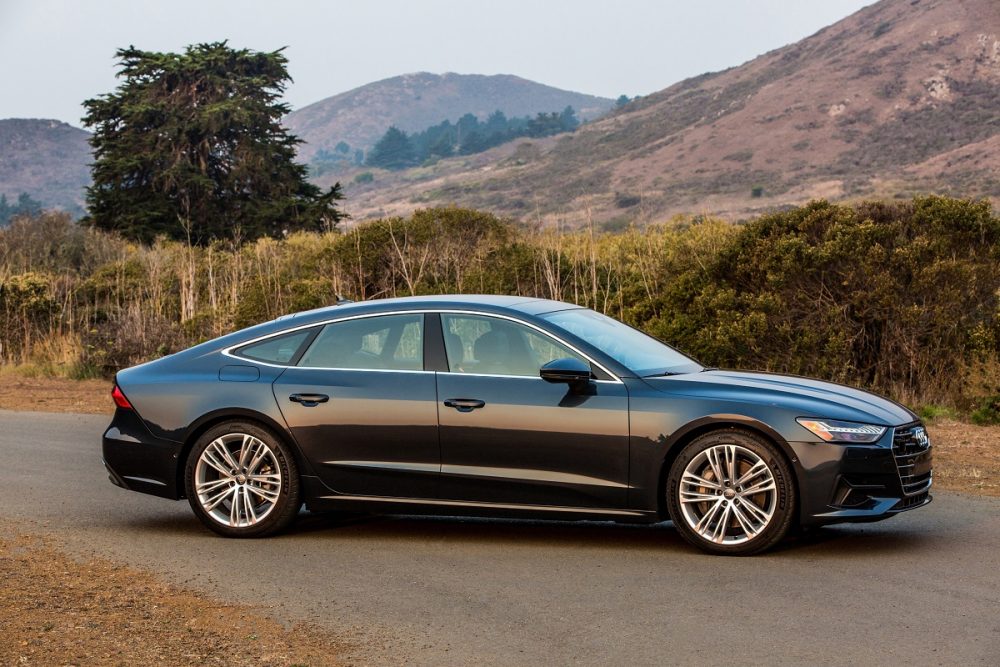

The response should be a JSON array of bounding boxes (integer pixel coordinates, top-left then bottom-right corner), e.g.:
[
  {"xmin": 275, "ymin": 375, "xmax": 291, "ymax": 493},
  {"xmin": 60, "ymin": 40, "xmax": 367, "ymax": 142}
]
[
  {"xmin": 917, "ymin": 405, "xmax": 959, "ymax": 422},
  {"xmin": 651, "ymin": 197, "xmax": 1000, "ymax": 404},
  {"xmin": 971, "ymin": 395, "xmax": 1000, "ymax": 426}
]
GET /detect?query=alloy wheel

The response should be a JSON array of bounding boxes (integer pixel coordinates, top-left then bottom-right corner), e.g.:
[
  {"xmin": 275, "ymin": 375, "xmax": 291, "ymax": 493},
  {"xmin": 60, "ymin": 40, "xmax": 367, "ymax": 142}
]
[
  {"xmin": 678, "ymin": 444, "xmax": 777, "ymax": 545},
  {"xmin": 194, "ymin": 433, "xmax": 282, "ymax": 528}
]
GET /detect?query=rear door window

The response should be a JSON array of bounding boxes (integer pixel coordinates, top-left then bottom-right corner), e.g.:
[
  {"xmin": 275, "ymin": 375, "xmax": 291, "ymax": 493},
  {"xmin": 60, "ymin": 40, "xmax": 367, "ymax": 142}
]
[{"xmin": 298, "ymin": 314, "xmax": 424, "ymax": 370}]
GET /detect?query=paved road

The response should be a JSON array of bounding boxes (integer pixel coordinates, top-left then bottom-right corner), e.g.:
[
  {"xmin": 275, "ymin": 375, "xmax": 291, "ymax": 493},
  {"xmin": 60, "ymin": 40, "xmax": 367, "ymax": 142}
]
[{"xmin": 2, "ymin": 409, "xmax": 999, "ymax": 665}]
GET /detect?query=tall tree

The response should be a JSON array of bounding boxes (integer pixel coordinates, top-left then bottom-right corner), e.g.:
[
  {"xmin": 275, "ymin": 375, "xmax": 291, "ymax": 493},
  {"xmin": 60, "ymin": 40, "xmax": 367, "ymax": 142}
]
[
  {"xmin": 82, "ymin": 42, "xmax": 344, "ymax": 245},
  {"xmin": 365, "ymin": 126, "xmax": 416, "ymax": 170},
  {"xmin": 558, "ymin": 105, "xmax": 579, "ymax": 131}
]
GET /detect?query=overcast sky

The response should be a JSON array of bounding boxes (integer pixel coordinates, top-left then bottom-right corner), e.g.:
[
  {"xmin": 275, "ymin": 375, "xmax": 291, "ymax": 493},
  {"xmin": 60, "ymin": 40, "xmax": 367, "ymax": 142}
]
[{"xmin": 0, "ymin": 0, "xmax": 876, "ymax": 128}]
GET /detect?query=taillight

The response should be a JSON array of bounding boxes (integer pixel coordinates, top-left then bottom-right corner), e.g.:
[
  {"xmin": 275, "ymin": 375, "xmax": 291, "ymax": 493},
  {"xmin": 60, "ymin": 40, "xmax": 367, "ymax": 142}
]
[{"xmin": 111, "ymin": 384, "xmax": 133, "ymax": 410}]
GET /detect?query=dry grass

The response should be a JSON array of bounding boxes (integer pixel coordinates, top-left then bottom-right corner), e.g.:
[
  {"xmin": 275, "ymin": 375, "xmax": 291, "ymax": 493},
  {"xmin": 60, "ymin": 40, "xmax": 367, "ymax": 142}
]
[{"xmin": 0, "ymin": 524, "xmax": 350, "ymax": 666}]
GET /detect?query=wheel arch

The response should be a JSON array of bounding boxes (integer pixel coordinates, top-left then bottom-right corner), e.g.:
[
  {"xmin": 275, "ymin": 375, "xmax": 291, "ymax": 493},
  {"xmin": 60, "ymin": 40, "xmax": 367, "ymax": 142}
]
[
  {"xmin": 656, "ymin": 415, "xmax": 801, "ymax": 520},
  {"xmin": 176, "ymin": 408, "xmax": 309, "ymax": 498}
]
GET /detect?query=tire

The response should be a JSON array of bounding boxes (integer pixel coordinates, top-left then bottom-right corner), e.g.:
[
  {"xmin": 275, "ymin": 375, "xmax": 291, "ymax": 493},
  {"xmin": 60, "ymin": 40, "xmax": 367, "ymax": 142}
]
[
  {"xmin": 666, "ymin": 428, "xmax": 795, "ymax": 556},
  {"xmin": 184, "ymin": 421, "xmax": 301, "ymax": 538}
]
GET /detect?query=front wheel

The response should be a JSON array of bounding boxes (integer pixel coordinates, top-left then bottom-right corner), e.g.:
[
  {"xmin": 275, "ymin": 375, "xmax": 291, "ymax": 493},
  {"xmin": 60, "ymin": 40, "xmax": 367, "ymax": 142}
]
[
  {"xmin": 184, "ymin": 421, "xmax": 301, "ymax": 538},
  {"xmin": 666, "ymin": 429, "xmax": 795, "ymax": 556}
]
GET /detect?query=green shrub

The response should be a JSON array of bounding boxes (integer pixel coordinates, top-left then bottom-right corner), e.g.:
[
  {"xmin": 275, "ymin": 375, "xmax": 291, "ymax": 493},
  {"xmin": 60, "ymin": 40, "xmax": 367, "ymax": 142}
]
[
  {"xmin": 917, "ymin": 405, "xmax": 959, "ymax": 422},
  {"xmin": 970, "ymin": 395, "xmax": 1000, "ymax": 426}
]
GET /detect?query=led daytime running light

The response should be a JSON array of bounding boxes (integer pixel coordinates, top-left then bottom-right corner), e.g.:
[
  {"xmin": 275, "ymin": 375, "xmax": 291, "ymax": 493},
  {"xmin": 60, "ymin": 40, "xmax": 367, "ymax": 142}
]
[{"xmin": 796, "ymin": 418, "xmax": 886, "ymax": 443}]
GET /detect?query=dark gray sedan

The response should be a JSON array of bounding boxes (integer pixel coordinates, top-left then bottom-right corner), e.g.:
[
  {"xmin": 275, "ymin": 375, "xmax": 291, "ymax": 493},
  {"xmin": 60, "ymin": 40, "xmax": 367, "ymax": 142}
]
[{"xmin": 103, "ymin": 295, "xmax": 931, "ymax": 555}]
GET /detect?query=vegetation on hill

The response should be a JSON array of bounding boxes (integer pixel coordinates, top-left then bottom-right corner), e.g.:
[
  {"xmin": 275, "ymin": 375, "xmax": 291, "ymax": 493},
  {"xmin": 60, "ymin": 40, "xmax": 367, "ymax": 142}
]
[
  {"xmin": 358, "ymin": 108, "xmax": 581, "ymax": 171},
  {"xmin": 0, "ymin": 193, "xmax": 43, "ymax": 227},
  {"xmin": 335, "ymin": 0, "xmax": 1000, "ymax": 225},
  {"xmin": 1, "ymin": 197, "xmax": 997, "ymax": 414},
  {"xmin": 82, "ymin": 42, "xmax": 345, "ymax": 245},
  {"xmin": 0, "ymin": 119, "xmax": 91, "ymax": 216},
  {"xmin": 283, "ymin": 72, "xmax": 613, "ymax": 163}
]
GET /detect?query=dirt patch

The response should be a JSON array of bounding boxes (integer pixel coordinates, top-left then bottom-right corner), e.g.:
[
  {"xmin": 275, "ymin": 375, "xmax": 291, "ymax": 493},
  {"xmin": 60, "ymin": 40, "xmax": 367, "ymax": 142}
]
[
  {"xmin": 927, "ymin": 420, "xmax": 1000, "ymax": 497},
  {"xmin": 0, "ymin": 375, "xmax": 112, "ymax": 415},
  {"xmin": 0, "ymin": 523, "xmax": 350, "ymax": 666}
]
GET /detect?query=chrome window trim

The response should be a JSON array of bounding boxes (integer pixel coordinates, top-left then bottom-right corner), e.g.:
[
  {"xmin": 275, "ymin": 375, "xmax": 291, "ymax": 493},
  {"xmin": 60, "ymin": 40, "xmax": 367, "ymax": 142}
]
[{"xmin": 222, "ymin": 308, "xmax": 623, "ymax": 383}]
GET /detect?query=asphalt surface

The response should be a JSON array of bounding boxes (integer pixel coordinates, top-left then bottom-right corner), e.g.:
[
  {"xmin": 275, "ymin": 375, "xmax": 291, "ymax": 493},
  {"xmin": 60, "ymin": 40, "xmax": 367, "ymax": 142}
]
[{"xmin": 2, "ymin": 409, "xmax": 999, "ymax": 665}]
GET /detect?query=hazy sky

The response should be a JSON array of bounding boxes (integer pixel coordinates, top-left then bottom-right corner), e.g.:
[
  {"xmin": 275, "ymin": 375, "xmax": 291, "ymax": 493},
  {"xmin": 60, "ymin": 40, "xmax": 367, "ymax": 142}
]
[{"xmin": 0, "ymin": 0, "xmax": 877, "ymax": 128}]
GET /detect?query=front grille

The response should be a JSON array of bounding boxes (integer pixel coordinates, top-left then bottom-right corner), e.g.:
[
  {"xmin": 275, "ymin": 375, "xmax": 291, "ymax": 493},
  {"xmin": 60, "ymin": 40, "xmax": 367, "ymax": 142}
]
[{"xmin": 892, "ymin": 423, "xmax": 933, "ymax": 496}]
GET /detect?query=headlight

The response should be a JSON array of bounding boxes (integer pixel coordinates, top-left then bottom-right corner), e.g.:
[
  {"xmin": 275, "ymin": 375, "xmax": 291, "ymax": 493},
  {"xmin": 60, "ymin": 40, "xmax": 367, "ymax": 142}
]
[{"xmin": 796, "ymin": 418, "xmax": 887, "ymax": 443}]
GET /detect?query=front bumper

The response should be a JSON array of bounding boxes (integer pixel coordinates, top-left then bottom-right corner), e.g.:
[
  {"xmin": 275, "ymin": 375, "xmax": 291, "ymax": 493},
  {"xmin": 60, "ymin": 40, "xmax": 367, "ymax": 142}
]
[
  {"xmin": 102, "ymin": 407, "xmax": 184, "ymax": 500},
  {"xmin": 790, "ymin": 421, "xmax": 933, "ymax": 526}
]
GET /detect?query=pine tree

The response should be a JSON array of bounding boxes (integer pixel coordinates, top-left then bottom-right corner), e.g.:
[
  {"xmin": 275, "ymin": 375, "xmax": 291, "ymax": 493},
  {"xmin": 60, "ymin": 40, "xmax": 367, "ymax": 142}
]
[
  {"xmin": 559, "ymin": 106, "xmax": 579, "ymax": 131},
  {"xmin": 82, "ymin": 42, "xmax": 344, "ymax": 245},
  {"xmin": 366, "ymin": 126, "xmax": 417, "ymax": 170}
]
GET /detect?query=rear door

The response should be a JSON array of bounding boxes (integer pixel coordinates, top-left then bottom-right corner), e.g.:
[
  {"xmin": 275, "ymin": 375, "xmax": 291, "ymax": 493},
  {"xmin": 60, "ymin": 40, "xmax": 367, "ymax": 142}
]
[{"xmin": 273, "ymin": 313, "xmax": 440, "ymax": 498}]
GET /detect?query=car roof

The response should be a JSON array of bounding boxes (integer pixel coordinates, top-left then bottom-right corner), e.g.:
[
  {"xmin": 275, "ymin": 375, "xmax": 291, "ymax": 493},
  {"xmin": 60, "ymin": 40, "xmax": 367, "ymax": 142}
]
[
  {"xmin": 165, "ymin": 295, "xmax": 585, "ymax": 364},
  {"xmin": 276, "ymin": 294, "xmax": 581, "ymax": 323}
]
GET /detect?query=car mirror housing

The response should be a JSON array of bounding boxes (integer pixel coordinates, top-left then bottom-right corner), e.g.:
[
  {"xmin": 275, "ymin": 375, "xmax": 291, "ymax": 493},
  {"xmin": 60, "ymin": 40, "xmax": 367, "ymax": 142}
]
[{"xmin": 540, "ymin": 358, "xmax": 592, "ymax": 388}]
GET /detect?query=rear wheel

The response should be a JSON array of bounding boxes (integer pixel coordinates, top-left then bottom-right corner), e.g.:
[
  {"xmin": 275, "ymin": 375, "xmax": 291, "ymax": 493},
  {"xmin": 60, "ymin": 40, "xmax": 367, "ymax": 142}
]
[
  {"xmin": 184, "ymin": 421, "xmax": 300, "ymax": 538},
  {"xmin": 666, "ymin": 429, "xmax": 795, "ymax": 555}
]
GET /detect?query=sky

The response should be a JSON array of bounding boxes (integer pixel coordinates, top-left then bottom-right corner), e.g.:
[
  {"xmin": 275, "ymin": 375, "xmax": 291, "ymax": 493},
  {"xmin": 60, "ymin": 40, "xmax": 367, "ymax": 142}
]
[{"xmin": 0, "ymin": 0, "xmax": 877, "ymax": 128}]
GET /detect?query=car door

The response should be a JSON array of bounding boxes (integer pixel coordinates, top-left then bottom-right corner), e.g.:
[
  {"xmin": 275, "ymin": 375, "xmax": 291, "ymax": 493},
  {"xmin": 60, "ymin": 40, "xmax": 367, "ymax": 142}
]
[
  {"xmin": 435, "ymin": 312, "xmax": 630, "ymax": 509},
  {"xmin": 273, "ymin": 312, "xmax": 440, "ymax": 498}
]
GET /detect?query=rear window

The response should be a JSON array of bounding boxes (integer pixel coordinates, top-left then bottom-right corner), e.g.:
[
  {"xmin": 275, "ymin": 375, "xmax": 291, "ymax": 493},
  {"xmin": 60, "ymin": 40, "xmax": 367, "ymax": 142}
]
[{"xmin": 234, "ymin": 329, "xmax": 313, "ymax": 364}]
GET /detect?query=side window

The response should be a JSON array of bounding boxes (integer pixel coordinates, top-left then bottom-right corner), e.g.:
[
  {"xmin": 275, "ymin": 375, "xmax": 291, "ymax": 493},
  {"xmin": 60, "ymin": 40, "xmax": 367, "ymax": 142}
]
[
  {"xmin": 441, "ymin": 314, "xmax": 587, "ymax": 376},
  {"xmin": 235, "ymin": 329, "xmax": 313, "ymax": 364},
  {"xmin": 298, "ymin": 314, "xmax": 423, "ymax": 370}
]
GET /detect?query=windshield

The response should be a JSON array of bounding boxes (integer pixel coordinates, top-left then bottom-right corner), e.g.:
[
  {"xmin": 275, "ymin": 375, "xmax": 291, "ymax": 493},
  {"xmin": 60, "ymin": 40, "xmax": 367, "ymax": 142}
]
[{"xmin": 541, "ymin": 309, "xmax": 702, "ymax": 377}]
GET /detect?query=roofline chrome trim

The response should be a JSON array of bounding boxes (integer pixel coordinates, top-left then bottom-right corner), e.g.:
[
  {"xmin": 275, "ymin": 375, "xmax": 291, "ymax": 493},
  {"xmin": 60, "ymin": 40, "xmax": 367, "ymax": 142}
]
[{"xmin": 221, "ymin": 308, "xmax": 623, "ymax": 383}]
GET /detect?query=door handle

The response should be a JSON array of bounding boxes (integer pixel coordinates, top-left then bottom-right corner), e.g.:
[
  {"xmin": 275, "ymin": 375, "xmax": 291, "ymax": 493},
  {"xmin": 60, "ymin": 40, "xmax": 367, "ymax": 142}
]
[
  {"xmin": 443, "ymin": 398, "xmax": 486, "ymax": 412},
  {"xmin": 289, "ymin": 393, "xmax": 329, "ymax": 407}
]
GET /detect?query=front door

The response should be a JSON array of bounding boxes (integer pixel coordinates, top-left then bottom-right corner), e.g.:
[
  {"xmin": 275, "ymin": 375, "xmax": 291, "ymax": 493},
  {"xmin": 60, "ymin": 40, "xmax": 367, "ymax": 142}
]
[
  {"xmin": 274, "ymin": 312, "xmax": 439, "ymax": 498},
  {"xmin": 435, "ymin": 313, "xmax": 629, "ymax": 509}
]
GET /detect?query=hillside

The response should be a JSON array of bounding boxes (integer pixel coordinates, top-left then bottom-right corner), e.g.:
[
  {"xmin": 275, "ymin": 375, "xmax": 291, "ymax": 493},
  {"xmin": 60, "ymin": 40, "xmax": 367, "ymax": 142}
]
[
  {"xmin": 332, "ymin": 0, "xmax": 1000, "ymax": 224},
  {"xmin": 0, "ymin": 119, "xmax": 91, "ymax": 215},
  {"xmin": 284, "ymin": 72, "xmax": 614, "ymax": 162}
]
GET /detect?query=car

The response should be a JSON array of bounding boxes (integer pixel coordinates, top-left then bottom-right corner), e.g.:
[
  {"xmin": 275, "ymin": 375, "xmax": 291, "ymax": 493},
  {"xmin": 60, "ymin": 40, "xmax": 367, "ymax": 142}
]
[{"xmin": 102, "ymin": 295, "xmax": 932, "ymax": 555}]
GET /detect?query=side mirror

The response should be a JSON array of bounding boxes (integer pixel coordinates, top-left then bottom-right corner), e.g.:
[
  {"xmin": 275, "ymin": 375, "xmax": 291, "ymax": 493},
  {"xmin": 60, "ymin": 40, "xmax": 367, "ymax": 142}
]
[{"xmin": 540, "ymin": 358, "xmax": 592, "ymax": 389}]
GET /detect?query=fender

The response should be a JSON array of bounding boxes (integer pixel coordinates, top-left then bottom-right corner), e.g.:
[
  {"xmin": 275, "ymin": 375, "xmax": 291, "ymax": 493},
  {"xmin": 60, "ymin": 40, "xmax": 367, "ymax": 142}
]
[
  {"xmin": 179, "ymin": 406, "xmax": 320, "ymax": 481},
  {"xmin": 628, "ymin": 412, "xmax": 801, "ymax": 514},
  {"xmin": 663, "ymin": 414, "xmax": 799, "ymax": 465}
]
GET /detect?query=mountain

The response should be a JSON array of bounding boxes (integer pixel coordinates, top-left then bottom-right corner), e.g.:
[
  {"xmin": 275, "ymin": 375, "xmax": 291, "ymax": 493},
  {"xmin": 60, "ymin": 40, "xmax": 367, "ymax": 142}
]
[
  {"xmin": 284, "ymin": 72, "xmax": 614, "ymax": 162},
  {"xmin": 333, "ymin": 0, "xmax": 1000, "ymax": 224},
  {"xmin": 0, "ymin": 119, "xmax": 91, "ymax": 215}
]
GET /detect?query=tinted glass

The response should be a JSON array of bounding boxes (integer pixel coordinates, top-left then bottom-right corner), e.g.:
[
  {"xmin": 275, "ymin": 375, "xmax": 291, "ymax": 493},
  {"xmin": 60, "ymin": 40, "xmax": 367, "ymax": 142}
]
[
  {"xmin": 298, "ymin": 314, "xmax": 423, "ymax": 370},
  {"xmin": 542, "ymin": 308, "xmax": 701, "ymax": 376},
  {"xmin": 236, "ymin": 329, "xmax": 312, "ymax": 364},
  {"xmin": 442, "ymin": 314, "xmax": 586, "ymax": 376}
]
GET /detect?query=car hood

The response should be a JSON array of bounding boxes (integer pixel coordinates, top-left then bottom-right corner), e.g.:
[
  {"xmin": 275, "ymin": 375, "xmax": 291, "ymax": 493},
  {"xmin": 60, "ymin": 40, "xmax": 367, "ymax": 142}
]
[{"xmin": 643, "ymin": 370, "xmax": 917, "ymax": 427}]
